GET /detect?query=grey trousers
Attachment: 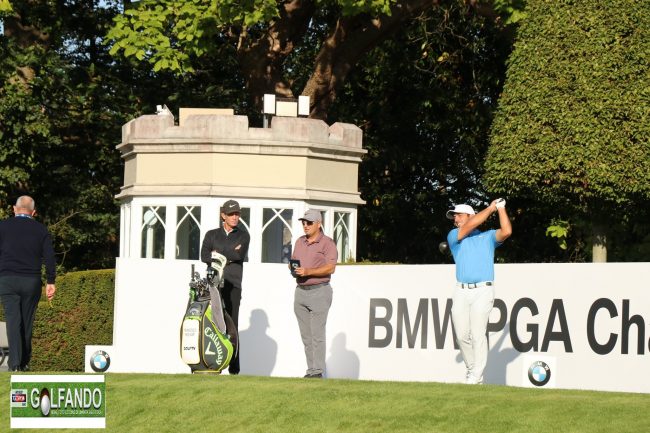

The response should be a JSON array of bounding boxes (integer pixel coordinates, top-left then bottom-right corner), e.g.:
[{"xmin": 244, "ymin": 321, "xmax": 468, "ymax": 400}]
[{"xmin": 294, "ymin": 284, "xmax": 333, "ymax": 375}]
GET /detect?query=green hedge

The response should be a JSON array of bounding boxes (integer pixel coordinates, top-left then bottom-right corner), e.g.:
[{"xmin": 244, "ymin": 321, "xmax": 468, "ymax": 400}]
[
  {"xmin": 485, "ymin": 0, "xmax": 650, "ymax": 211},
  {"xmin": 29, "ymin": 269, "xmax": 115, "ymax": 371}
]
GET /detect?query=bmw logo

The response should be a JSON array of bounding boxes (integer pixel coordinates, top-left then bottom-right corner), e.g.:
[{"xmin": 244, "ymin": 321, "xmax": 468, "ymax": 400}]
[
  {"xmin": 528, "ymin": 361, "xmax": 551, "ymax": 386},
  {"xmin": 90, "ymin": 350, "xmax": 111, "ymax": 373}
]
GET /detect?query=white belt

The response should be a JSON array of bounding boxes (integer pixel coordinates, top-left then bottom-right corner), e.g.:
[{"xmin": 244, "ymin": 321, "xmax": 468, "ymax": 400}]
[{"xmin": 457, "ymin": 281, "xmax": 493, "ymax": 289}]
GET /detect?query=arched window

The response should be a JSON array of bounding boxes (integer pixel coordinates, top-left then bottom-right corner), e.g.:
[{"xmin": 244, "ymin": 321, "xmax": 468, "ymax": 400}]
[
  {"xmin": 334, "ymin": 211, "xmax": 351, "ymax": 263},
  {"xmin": 141, "ymin": 206, "xmax": 166, "ymax": 259},
  {"xmin": 176, "ymin": 206, "xmax": 201, "ymax": 260},
  {"xmin": 262, "ymin": 208, "xmax": 293, "ymax": 263}
]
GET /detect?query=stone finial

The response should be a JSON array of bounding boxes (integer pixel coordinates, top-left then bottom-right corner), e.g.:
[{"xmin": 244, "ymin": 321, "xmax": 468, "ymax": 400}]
[
  {"xmin": 329, "ymin": 123, "xmax": 363, "ymax": 148},
  {"xmin": 270, "ymin": 116, "xmax": 329, "ymax": 144},
  {"xmin": 122, "ymin": 114, "xmax": 174, "ymax": 142}
]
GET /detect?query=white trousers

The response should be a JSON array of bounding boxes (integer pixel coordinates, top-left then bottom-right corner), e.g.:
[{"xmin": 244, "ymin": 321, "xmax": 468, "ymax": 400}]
[{"xmin": 451, "ymin": 284, "xmax": 495, "ymax": 382}]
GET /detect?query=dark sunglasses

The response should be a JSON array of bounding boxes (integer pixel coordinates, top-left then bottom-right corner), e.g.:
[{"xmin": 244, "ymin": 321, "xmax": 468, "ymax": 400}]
[{"xmin": 301, "ymin": 220, "xmax": 315, "ymax": 226}]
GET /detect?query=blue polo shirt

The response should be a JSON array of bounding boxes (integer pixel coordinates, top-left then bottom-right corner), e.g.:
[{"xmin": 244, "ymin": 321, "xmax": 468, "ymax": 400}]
[{"xmin": 447, "ymin": 228, "xmax": 501, "ymax": 283}]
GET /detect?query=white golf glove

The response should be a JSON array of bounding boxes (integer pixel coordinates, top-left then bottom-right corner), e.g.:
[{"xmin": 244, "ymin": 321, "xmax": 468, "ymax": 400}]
[{"xmin": 495, "ymin": 198, "xmax": 506, "ymax": 209}]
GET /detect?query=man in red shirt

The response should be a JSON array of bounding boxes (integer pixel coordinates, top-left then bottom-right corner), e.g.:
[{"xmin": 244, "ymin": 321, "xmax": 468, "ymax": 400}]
[{"xmin": 291, "ymin": 209, "xmax": 337, "ymax": 378}]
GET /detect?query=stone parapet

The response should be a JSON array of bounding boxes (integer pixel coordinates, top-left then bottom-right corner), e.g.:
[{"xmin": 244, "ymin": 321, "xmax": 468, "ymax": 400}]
[
  {"xmin": 120, "ymin": 113, "xmax": 363, "ymax": 148},
  {"xmin": 116, "ymin": 111, "xmax": 366, "ymax": 204}
]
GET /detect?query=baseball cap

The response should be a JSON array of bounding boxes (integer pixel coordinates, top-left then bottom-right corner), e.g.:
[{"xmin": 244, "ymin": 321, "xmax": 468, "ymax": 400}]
[
  {"xmin": 221, "ymin": 199, "xmax": 241, "ymax": 214},
  {"xmin": 446, "ymin": 204, "xmax": 475, "ymax": 220},
  {"xmin": 299, "ymin": 209, "xmax": 322, "ymax": 223}
]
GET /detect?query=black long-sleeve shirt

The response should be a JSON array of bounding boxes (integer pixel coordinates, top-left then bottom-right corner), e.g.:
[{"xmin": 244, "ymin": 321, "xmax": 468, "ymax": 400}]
[
  {"xmin": 0, "ymin": 216, "xmax": 56, "ymax": 283},
  {"xmin": 200, "ymin": 226, "xmax": 250, "ymax": 289}
]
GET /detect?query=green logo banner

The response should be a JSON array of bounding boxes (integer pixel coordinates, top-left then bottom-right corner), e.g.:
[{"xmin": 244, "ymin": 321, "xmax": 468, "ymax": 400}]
[{"xmin": 10, "ymin": 375, "xmax": 105, "ymax": 428}]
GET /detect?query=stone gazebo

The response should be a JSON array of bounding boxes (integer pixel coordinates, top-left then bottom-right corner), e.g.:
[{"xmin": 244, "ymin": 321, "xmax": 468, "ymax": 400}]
[{"xmin": 116, "ymin": 108, "xmax": 367, "ymax": 264}]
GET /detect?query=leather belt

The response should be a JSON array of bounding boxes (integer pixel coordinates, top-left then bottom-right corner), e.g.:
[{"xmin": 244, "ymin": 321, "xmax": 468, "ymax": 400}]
[
  {"xmin": 297, "ymin": 282, "xmax": 330, "ymax": 290},
  {"xmin": 457, "ymin": 281, "xmax": 493, "ymax": 289}
]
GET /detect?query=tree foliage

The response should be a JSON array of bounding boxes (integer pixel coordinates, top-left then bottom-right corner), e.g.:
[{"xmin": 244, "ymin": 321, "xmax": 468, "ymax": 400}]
[
  {"xmin": 484, "ymin": 0, "xmax": 650, "ymax": 261},
  {"xmin": 330, "ymin": 1, "xmax": 513, "ymax": 263},
  {"xmin": 106, "ymin": 0, "xmax": 523, "ymax": 119},
  {"xmin": 107, "ymin": 0, "xmax": 395, "ymax": 75},
  {"xmin": 0, "ymin": 0, "xmax": 521, "ymax": 268},
  {"xmin": 0, "ymin": 1, "xmax": 141, "ymax": 269},
  {"xmin": 0, "ymin": 1, "xmax": 262, "ymax": 270},
  {"xmin": 15, "ymin": 1, "xmax": 643, "ymax": 267}
]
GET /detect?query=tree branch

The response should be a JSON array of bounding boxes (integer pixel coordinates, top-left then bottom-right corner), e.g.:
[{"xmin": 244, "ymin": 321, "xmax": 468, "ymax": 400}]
[
  {"xmin": 237, "ymin": 0, "xmax": 317, "ymax": 109},
  {"xmin": 3, "ymin": 12, "xmax": 50, "ymax": 49},
  {"xmin": 303, "ymin": 0, "xmax": 440, "ymax": 119},
  {"xmin": 3, "ymin": 8, "xmax": 51, "ymax": 87}
]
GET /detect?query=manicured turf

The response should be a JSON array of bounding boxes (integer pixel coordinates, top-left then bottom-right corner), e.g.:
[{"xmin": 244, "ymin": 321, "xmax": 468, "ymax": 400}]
[{"xmin": 2, "ymin": 373, "xmax": 649, "ymax": 432}]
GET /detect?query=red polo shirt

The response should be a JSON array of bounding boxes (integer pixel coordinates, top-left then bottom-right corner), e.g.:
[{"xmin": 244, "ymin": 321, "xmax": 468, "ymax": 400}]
[{"xmin": 291, "ymin": 231, "xmax": 338, "ymax": 286}]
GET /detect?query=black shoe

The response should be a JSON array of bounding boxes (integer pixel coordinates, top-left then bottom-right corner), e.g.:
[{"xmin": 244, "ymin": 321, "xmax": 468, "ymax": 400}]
[
  {"xmin": 21, "ymin": 365, "xmax": 30, "ymax": 372},
  {"xmin": 305, "ymin": 373, "xmax": 323, "ymax": 379},
  {"xmin": 10, "ymin": 367, "xmax": 21, "ymax": 372}
]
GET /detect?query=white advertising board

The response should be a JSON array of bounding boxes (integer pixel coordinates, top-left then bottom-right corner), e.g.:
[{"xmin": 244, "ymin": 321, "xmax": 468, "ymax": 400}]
[{"xmin": 85, "ymin": 260, "xmax": 650, "ymax": 393}]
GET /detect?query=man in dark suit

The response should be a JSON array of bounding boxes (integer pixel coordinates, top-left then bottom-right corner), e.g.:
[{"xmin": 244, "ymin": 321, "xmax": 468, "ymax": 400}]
[{"xmin": 0, "ymin": 196, "xmax": 56, "ymax": 372}]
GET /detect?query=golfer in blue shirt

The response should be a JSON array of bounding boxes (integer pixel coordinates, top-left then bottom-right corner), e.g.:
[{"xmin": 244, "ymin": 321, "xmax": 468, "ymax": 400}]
[{"xmin": 447, "ymin": 199, "xmax": 512, "ymax": 384}]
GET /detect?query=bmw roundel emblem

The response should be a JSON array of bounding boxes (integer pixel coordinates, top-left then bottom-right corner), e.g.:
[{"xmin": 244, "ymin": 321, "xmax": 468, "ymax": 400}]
[
  {"xmin": 528, "ymin": 361, "xmax": 551, "ymax": 386},
  {"xmin": 90, "ymin": 350, "xmax": 111, "ymax": 373}
]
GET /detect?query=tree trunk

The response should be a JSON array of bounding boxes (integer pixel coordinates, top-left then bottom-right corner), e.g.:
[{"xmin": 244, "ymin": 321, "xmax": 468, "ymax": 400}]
[
  {"xmin": 592, "ymin": 224, "xmax": 607, "ymax": 263},
  {"xmin": 3, "ymin": 8, "xmax": 50, "ymax": 86},
  {"xmin": 238, "ymin": 0, "xmax": 439, "ymax": 120},
  {"xmin": 237, "ymin": 0, "xmax": 317, "ymax": 110},
  {"xmin": 235, "ymin": 0, "xmax": 505, "ymax": 119},
  {"xmin": 303, "ymin": 0, "xmax": 439, "ymax": 120},
  {"xmin": 3, "ymin": 12, "xmax": 50, "ymax": 49}
]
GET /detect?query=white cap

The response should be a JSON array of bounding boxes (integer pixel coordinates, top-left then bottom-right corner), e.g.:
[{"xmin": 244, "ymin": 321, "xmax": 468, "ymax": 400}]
[{"xmin": 446, "ymin": 204, "xmax": 476, "ymax": 220}]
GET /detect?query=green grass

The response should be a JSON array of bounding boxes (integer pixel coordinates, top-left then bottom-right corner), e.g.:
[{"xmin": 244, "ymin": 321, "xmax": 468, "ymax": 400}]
[{"xmin": 2, "ymin": 373, "xmax": 649, "ymax": 433}]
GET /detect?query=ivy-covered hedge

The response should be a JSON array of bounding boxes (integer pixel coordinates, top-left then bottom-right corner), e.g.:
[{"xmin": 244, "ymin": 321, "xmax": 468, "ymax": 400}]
[
  {"xmin": 485, "ymin": 0, "xmax": 650, "ymax": 213},
  {"xmin": 29, "ymin": 269, "xmax": 115, "ymax": 371}
]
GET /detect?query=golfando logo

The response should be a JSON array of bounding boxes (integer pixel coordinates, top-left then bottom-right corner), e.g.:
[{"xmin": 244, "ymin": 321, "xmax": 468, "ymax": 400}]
[
  {"xmin": 89, "ymin": 349, "xmax": 111, "ymax": 372},
  {"xmin": 29, "ymin": 386, "xmax": 101, "ymax": 414},
  {"xmin": 10, "ymin": 375, "xmax": 106, "ymax": 428},
  {"xmin": 528, "ymin": 361, "xmax": 551, "ymax": 386}
]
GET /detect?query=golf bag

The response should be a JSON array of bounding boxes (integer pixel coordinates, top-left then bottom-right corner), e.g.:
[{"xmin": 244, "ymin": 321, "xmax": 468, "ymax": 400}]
[{"xmin": 180, "ymin": 252, "xmax": 238, "ymax": 373}]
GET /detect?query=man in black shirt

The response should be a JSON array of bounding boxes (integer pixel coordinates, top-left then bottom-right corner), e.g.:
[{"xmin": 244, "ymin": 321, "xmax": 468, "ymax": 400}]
[
  {"xmin": 200, "ymin": 199, "xmax": 250, "ymax": 375},
  {"xmin": 0, "ymin": 196, "xmax": 56, "ymax": 371}
]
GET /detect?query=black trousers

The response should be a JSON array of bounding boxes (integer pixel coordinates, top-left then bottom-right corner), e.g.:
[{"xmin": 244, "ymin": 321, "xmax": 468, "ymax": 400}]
[
  {"xmin": 0, "ymin": 276, "xmax": 42, "ymax": 370},
  {"xmin": 220, "ymin": 281, "xmax": 241, "ymax": 374}
]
